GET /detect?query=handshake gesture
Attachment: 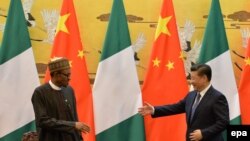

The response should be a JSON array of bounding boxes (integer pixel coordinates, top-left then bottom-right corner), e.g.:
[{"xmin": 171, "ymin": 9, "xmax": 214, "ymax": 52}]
[{"xmin": 138, "ymin": 102, "xmax": 154, "ymax": 116}]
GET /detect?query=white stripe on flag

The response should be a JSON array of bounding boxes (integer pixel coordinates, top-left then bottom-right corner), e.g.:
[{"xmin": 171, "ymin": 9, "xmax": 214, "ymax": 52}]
[
  {"xmin": 207, "ymin": 50, "xmax": 240, "ymax": 120},
  {"xmin": 0, "ymin": 48, "xmax": 40, "ymax": 137},
  {"xmin": 93, "ymin": 47, "xmax": 142, "ymax": 134}
]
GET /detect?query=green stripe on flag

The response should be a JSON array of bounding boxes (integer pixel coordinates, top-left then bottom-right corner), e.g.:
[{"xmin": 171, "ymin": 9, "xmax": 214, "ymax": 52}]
[
  {"xmin": 0, "ymin": 0, "xmax": 39, "ymax": 140},
  {"xmin": 230, "ymin": 116, "xmax": 241, "ymax": 125},
  {"xmin": 100, "ymin": 0, "xmax": 131, "ymax": 61},
  {"xmin": 198, "ymin": 0, "xmax": 228, "ymax": 64},
  {"xmin": 198, "ymin": 0, "xmax": 241, "ymax": 130},
  {"xmin": 96, "ymin": 114, "xmax": 145, "ymax": 141},
  {"xmin": 0, "ymin": 0, "xmax": 31, "ymax": 64},
  {"xmin": 0, "ymin": 121, "xmax": 36, "ymax": 141},
  {"xmin": 93, "ymin": 0, "xmax": 145, "ymax": 140}
]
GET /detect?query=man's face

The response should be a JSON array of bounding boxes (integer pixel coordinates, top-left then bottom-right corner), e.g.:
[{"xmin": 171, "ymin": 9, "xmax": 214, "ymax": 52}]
[
  {"xmin": 190, "ymin": 71, "xmax": 206, "ymax": 92},
  {"xmin": 57, "ymin": 69, "xmax": 71, "ymax": 87}
]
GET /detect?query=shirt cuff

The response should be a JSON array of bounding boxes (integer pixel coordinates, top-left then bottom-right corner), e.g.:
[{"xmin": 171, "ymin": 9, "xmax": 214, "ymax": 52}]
[{"xmin": 151, "ymin": 106, "xmax": 155, "ymax": 115}]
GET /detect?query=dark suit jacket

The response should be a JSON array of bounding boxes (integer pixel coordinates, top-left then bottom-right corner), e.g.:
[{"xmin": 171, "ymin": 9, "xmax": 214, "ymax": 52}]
[{"xmin": 152, "ymin": 86, "xmax": 229, "ymax": 141}]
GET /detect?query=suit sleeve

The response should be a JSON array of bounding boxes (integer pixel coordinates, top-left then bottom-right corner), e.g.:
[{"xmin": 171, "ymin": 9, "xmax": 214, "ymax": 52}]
[
  {"xmin": 152, "ymin": 97, "xmax": 186, "ymax": 118},
  {"xmin": 201, "ymin": 94, "xmax": 229, "ymax": 140}
]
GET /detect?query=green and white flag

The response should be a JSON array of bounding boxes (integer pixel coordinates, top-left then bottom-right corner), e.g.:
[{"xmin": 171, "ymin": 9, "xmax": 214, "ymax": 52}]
[
  {"xmin": 198, "ymin": 0, "xmax": 241, "ymax": 124},
  {"xmin": 0, "ymin": 0, "xmax": 40, "ymax": 140},
  {"xmin": 93, "ymin": 0, "xmax": 145, "ymax": 140}
]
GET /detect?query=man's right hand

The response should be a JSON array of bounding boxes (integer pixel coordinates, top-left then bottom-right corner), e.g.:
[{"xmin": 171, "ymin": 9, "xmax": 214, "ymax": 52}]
[
  {"xmin": 138, "ymin": 102, "xmax": 154, "ymax": 116},
  {"xmin": 75, "ymin": 122, "xmax": 90, "ymax": 133}
]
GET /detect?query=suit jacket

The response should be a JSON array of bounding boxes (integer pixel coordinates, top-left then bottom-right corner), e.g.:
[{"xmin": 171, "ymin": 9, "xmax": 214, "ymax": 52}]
[{"xmin": 152, "ymin": 86, "xmax": 229, "ymax": 141}]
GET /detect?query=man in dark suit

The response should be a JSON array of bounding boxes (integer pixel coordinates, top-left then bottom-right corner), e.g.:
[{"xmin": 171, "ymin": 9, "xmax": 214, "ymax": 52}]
[{"xmin": 138, "ymin": 64, "xmax": 229, "ymax": 141}]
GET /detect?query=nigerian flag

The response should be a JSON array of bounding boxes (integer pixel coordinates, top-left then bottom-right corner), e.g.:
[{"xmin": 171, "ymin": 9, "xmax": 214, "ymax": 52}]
[
  {"xmin": 0, "ymin": 0, "xmax": 40, "ymax": 140},
  {"xmin": 93, "ymin": 0, "xmax": 145, "ymax": 140},
  {"xmin": 198, "ymin": 0, "xmax": 241, "ymax": 125}
]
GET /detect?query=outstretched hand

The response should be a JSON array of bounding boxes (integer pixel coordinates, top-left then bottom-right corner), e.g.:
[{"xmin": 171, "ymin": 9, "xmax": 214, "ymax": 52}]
[{"xmin": 138, "ymin": 102, "xmax": 154, "ymax": 116}]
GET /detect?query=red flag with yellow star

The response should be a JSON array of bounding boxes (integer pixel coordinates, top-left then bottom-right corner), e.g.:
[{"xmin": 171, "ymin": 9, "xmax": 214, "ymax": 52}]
[
  {"xmin": 239, "ymin": 40, "xmax": 250, "ymax": 124},
  {"xmin": 44, "ymin": 0, "xmax": 96, "ymax": 140},
  {"xmin": 142, "ymin": 0, "xmax": 188, "ymax": 140}
]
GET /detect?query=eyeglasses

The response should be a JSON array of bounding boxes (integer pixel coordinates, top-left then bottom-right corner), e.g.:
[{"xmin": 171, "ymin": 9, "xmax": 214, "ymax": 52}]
[{"xmin": 60, "ymin": 72, "xmax": 71, "ymax": 78}]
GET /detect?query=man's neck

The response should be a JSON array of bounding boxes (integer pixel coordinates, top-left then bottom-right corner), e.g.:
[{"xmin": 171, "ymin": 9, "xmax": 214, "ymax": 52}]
[{"xmin": 199, "ymin": 83, "xmax": 211, "ymax": 94}]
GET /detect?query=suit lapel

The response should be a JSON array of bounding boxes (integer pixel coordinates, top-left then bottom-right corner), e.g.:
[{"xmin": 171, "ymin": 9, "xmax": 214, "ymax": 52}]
[{"xmin": 190, "ymin": 86, "xmax": 214, "ymax": 124}]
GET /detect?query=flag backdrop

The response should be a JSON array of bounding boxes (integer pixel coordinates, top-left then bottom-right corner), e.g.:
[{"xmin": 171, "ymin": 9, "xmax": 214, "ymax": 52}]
[
  {"xmin": 92, "ymin": 0, "xmax": 145, "ymax": 140},
  {"xmin": 238, "ymin": 39, "xmax": 250, "ymax": 124},
  {"xmin": 142, "ymin": 0, "xmax": 188, "ymax": 141},
  {"xmin": 44, "ymin": 0, "xmax": 96, "ymax": 140},
  {"xmin": 198, "ymin": 0, "xmax": 241, "ymax": 125},
  {"xmin": 0, "ymin": 0, "xmax": 40, "ymax": 140}
]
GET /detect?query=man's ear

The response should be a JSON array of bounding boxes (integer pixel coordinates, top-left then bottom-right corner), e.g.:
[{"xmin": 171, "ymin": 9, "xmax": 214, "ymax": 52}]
[{"xmin": 202, "ymin": 75, "xmax": 208, "ymax": 81}]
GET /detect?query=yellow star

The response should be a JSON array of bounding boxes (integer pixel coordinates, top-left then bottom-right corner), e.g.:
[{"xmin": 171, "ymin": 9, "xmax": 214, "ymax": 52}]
[
  {"xmin": 152, "ymin": 58, "xmax": 161, "ymax": 67},
  {"xmin": 244, "ymin": 57, "xmax": 250, "ymax": 66},
  {"xmin": 78, "ymin": 50, "xmax": 84, "ymax": 59},
  {"xmin": 155, "ymin": 16, "xmax": 172, "ymax": 40},
  {"xmin": 55, "ymin": 13, "xmax": 70, "ymax": 35},
  {"xmin": 179, "ymin": 51, "xmax": 186, "ymax": 60},
  {"xmin": 166, "ymin": 61, "xmax": 174, "ymax": 70}
]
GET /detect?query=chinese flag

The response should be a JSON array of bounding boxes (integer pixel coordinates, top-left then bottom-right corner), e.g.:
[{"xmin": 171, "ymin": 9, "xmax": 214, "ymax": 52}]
[
  {"xmin": 239, "ymin": 39, "xmax": 250, "ymax": 124},
  {"xmin": 44, "ymin": 0, "xmax": 96, "ymax": 140},
  {"xmin": 142, "ymin": 0, "xmax": 188, "ymax": 141}
]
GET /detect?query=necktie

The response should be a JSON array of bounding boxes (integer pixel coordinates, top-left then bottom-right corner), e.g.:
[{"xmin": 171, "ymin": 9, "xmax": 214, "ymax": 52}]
[{"xmin": 190, "ymin": 93, "xmax": 201, "ymax": 121}]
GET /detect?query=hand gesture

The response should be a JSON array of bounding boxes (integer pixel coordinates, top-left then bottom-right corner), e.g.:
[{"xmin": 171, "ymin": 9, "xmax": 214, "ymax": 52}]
[
  {"xmin": 75, "ymin": 122, "xmax": 90, "ymax": 133},
  {"xmin": 189, "ymin": 129, "xmax": 202, "ymax": 141},
  {"xmin": 138, "ymin": 102, "xmax": 154, "ymax": 116}
]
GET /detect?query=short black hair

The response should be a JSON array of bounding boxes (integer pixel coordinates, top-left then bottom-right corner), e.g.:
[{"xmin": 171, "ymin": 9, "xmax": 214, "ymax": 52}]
[{"xmin": 191, "ymin": 64, "xmax": 212, "ymax": 81}]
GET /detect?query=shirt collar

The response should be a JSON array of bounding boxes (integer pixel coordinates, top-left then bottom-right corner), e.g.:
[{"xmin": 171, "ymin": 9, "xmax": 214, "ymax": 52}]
[
  {"xmin": 49, "ymin": 80, "xmax": 62, "ymax": 90},
  {"xmin": 199, "ymin": 83, "xmax": 211, "ymax": 98}
]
